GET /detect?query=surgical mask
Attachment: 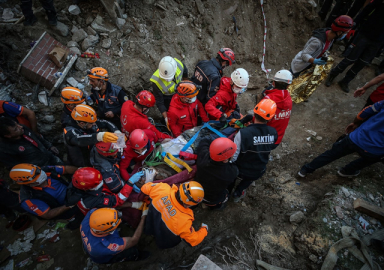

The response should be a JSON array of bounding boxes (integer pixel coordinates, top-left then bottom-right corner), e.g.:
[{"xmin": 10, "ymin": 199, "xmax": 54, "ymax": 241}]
[
  {"xmin": 31, "ymin": 170, "xmax": 47, "ymax": 186},
  {"xmin": 93, "ymin": 80, "xmax": 102, "ymax": 91},
  {"xmin": 233, "ymin": 86, "xmax": 245, "ymax": 94},
  {"xmin": 337, "ymin": 33, "xmax": 347, "ymax": 41},
  {"xmin": 142, "ymin": 108, "xmax": 149, "ymax": 115},
  {"xmin": 187, "ymin": 96, "xmax": 197, "ymax": 103},
  {"xmin": 134, "ymin": 148, "xmax": 147, "ymax": 156}
]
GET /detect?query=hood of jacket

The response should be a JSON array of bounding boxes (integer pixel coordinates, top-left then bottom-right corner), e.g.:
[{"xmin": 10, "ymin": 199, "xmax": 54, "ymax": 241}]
[
  {"xmin": 263, "ymin": 89, "xmax": 292, "ymax": 110},
  {"xmin": 89, "ymin": 147, "xmax": 119, "ymax": 169},
  {"xmin": 220, "ymin": 77, "xmax": 237, "ymax": 97},
  {"xmin": 312, "ymin": 28, "xmax": 330, "ymax": 44}
]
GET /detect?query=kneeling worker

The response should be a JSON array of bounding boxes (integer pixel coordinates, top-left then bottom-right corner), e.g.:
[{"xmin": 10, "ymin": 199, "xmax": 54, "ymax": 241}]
[{"xmin": 60, "ymin": 87, "xmax": 86, "ymax": 128}]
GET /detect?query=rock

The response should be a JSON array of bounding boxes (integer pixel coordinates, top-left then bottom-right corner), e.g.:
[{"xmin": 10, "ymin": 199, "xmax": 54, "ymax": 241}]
[
  {"xmin": 322, "ymin": 217, "xmax": 328, "ymax": 223},
  {"xmin": 54, "ymin": 22, "xmax": 69, "ymax": 37},
  {"xmin": 290, "ymin": 211, "xmax": 305, "ymax": 224},
  {"xmin": 81, "ymin": 35, "xmax": 99, "ymax": 51},
  {"xmin": 340, "ymin": 187, "xmax": 350, "ymax": 197},
  {"xmin": 278, "ymin": 173, "xmax": 292, "ymax": 184},
  {"xmin": 316, "ymin": 136, "xmax": 323, "ymax": 141},
  {"xmin": 334, "ymin": 206, "xmax": 344, "ymax": 219},
  {"xmin": 91, "ymin": 15, "xmax": 116, "ymax": 33},
  {"xmin": 72, "ymin": 29, "xmax": 88, "ymax": 43},
  {"xmin": 372, "ymin": 57, "xmax": 382, "ymax": 66},
  {"xmin": 87, "ymin": 26, "xmax": 97, "ymax": 36},
  {"xmin": 70, "ymin": 47, "xmax": 81, "ymax": 56},
  {"xmin": 67, "ymin": 41, "xmax": 79, "ymax": 48},
  {"xmin": 101, "ymin": 38, "xmax": 112, "ymax": 49},
  {"xmin": 75, "ymin": 58, "xmax": 87, "ymax": 71},
  {"xmin": 2, "ymin": 8, "xmax": 14, "ymax": 20},
  {"xmin": 43, "ymin": 115, "xmax": 55, "ymax": 123},
  {"xmin": 86, "ymin": 16, "xmax": 93, "ymax": 25},
  {"xmin": 195, "ymin": 0, "xmax": 204, "ymax": 14},
  {"xmin": 71, "ymin": 25, "xmax": 79, "ymax": 34},
  {"xmin": 306, "ymin": 129, "xmax": 317, "ymax": 136},
  {"xmin": 309, "ymin": 254, "xmax": 317, "ymax": 263},
  {"xmin": 68, "ymin": 5, "xmax": 81, "ymax": 15},
  {"xmin": 191, "ymin": 254, "xmax": 221, "ymax": 270},
  {"xmin": 116, "ymin": 18, "xmax": 126, "ymax": 28}
]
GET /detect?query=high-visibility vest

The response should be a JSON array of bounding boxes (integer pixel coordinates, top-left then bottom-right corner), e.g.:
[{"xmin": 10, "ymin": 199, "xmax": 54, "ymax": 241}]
[{"xmin": 150, "ymin": 58, "xmax": 184, "ymax": 95}]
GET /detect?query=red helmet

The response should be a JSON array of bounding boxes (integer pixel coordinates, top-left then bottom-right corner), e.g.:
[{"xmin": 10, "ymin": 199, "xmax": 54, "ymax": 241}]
[
  {"xmin": 129, "ymin": 129, "xmax": 149, "ymax": 149},
  {"xmin": 331, "ymin": 15, "xmax": 353, "ymax": 32},
  {"xmin": 72, "ymin": 168, "xmax": 103, "ymax": 191},
  {"xmin": 209, "ymin": 137, "xmax": 237, "ymax": 162},
  {"xmin": 217, "ymin": 48, "xmax": 236, "ymax": 66},
  {"xmin": 95, "ymin": 142, "xmax": 118, "ymax": 157},
  {"xmin": 136, "ymin": 90, "xmax": 155, "ymax": 108}
]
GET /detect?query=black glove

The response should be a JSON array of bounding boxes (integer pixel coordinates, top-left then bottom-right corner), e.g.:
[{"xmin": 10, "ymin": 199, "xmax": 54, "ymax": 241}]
[{"xmin": 219, "ymin": 114, "xmax": 227, "ymax": 125}]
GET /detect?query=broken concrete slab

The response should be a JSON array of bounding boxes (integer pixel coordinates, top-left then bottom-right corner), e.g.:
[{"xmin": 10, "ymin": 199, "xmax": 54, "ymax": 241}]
[
  {"xmin": 116, "ymin": 18, "xmax": 126, "ymax": 28},
  {"xmin": 75, "ymin": 58, "xmax": 87, "ymax": 71},
  {"xmin": 68, "ymin": 5, "xmax": 81, "ymax": 15},
  {"xmin": 71, "ymin": 25, "xmax": 79, "ymax": 34},
  {"xmin": 191, "ymin": 255, "xmax": 222, "ymax": 270},
  {"xmin": 86, "ymin": 26, "xmax": 97, "ymax": 36},
  {"xmin": 54, "ymin": 21, "xmax": 69, "ymax": 37},
  {"xmin": 101, "ymin": 38, "xmax": 112, "ymax": 49},
  {"xmin": 91, "ymin": 15, "xmax": 116, "ymax": 33},
  {"xmin": 86, "ymin": 16, "xmax": 93, "ymax": 25},
  {"xmin": 67, "ymin": 41, "xmax": 79, "ymax": 48},
  {"xmin": 290, "ymin": 211, "xmax": 305, "ymax": 224},
  {"xmin": 72, "ymin": 29, "xmax": 88, "ymax": 43},
  {"xmin": 70, "ymin": 47, "xmax": 81, "ymax": 56},
  {"xmin": 81, "ymin": 35, "xmax": 99, "ymax": 51}
]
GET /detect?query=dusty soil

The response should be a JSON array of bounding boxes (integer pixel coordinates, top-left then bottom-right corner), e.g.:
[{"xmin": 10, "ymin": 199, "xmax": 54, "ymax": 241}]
[{"xmin": 1, "ymin": 0, "xmax": 384, "ymax": 269}]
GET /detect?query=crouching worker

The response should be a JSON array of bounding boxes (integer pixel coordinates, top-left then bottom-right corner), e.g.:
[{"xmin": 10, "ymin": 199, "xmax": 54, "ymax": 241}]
[
  {"xmin": 66, "ymin": 168, "xmax": 145, "ymax": 215},
  {"xmin": 195, "ymin": 137, "xmax": 238, "ymax": 210},
  {"xmin": 141, "ymin": 181, "xmax": 208, "ymax": 249},
  {"xmin": 80, "ymin": 207, "xmax": 150, "ymax": 264},
  {"xmin": 64, "ymin": 104, "xmax": 120, "ymax": 167},
  {"xmin": 167, "ymin": 81, "xmax": 209, "ymax": 137},
  {"xmin": 60, "ymin": 87, "xmax": 86, "ymax": 128},
  {"xmin": 10, "ymin": 164, "xmax": 83, "ymax": 230}
]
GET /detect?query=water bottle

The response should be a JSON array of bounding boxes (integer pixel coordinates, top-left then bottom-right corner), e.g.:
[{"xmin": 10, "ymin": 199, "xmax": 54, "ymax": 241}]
[
  {"xmin": 54, "ymin": 72, "xmax": 63, "ymax": 79},
  {"xmin": 83, "ymin": 90, "xmax": 94, "ymax": 105},
  {"xmin": 112, "ymin": 133, "xmax": 126, "ymax": 154}
]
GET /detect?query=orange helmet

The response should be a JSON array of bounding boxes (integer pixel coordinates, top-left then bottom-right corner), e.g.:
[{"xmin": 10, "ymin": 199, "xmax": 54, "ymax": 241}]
[
  {"xmin": 10, "ymin": 164, "xmax": 42, "ymax": 185},
  {"xmin": 71, "ymin": 104, "xmax": 97, "ymax": 123},
  {"xmin": 95, "ymin": 142, "xmax": 118, "ymax": 157},
  {"xmin": 179, "ymin": 181, "xmax": 204, "ymax": 206},
  {"xmin": 129, "ymin": 129, "xmax": 148, "ymax": 149},
  {"xmin": 61, "ymin": 87, "xmax": 85, "ymax": 104},
  {"xmin": 89, "ymin": 208, "xmax": 121, "ymax": 235},
  {"xmin": 72, "ymin": 167, "xmax": 103, "ymax": 190},
  {"xmin": 209, "ymin": 137, "xmax": 237, "ymax": 162},
  {"xmin": 253, "ymin": 99, "xmax": 277, "ymax": 121},
  {"xmin": 175, "ymin": 81, "xmax": 200, "ymax": 98},
  {"xmin": 87, "ymin": 67, "xmax": 109, "ymax": 81}
]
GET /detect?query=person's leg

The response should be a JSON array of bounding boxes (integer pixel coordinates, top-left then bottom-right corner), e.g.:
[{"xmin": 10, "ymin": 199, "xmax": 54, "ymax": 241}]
[
  {"xmin": 108, "ymin": 247, "xmax": 140, "ymax": 263},
  {"xmin": 363, "ymin": 96, "xmax": 374, "ymax": 108},
  {"xmin": 204, "ymin": 190, "xmax": 229, "ymax": 211},
  {"xmin": 233, "ymin": 171, "xmax": 265, "ymax": 202},
  {"xmin": 347, "ymin": 0, "xmax": 365, "ymax": 18},
  {"xmin": 20, "ymin": 0, "xmax": 37, "ymax": 25},
  {"xmin": 319, "ymin": 0, "xmax": 334, "ymax": 20},
  {"xmin": 56, "ymin": 206, "xmax": 84, "ymax": 230},
  {"xmin": 341, "ymin": 150, "xmax": 384, "ymax": 175},
  {"xmin": 39, "ymin": 0, "xmax": 57, "ymax": 25}
]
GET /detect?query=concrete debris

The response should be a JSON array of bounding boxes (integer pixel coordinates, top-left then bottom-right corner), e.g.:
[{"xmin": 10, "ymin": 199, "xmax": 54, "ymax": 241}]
[
  {"xmin": 86, "ymin": 16, "xmax": 93, "ymax": 25},
  {"xmin": 71, "ymin": 25, "xmax": 79, "ymax": 34},
  {"xmin": 87, "ymin": 26, "xmax": 97, "ymax": 36},
  {"xmin": 309, "ymin": 254, "xmax": 317, "ymax": 263},
  {"xmin": 54, "ymin": 22, "xmax": 69, "ymax": 37},
  {"xmin": 68, "ymin": 5, "xmax": 81, "ymax": 15},
  {"xmin": 191, "ymin": 254, "xmax": 222, "ymax": 270},
  {"xmin": 75, "ymin": 57, "xmax": 87, "ymax": 71},
  {"xmin": 340, "ymin": 187, "xmax": 350, "ymax": 197},
  {"xmin": 116, "ymin": 18, "xmax": 126, "ymax": 28},
  {"xmin": 7, "ymin": 239, "xmax": 33, "ymax": 255},
  {"xmin": 72, "ymin": 29, "xmax": 88, "ymax": 43},
  {"xmin": 67, "ymin": 41, "xmax": 79, "ymax": 48},
  {"xmin": 81, "ymin": 35, "xmax": 99, "ymax": 51},
  {"xmin": 290, "ymin": 211, "xmax": 305, "ymax": 224},
  {"xmin": 278, "ymin": 173, "xmax": 292, "ymax": 184},
  {"xmin": 307, "ymin": 0, "xmax": 317, "ymax": 7},
  {"xmin": 316, "ymin": 136, "xmax": 323, "ymax": 141},
  {"xmin": 70, "ymin": 47, "xmax": 82, "ymax": 56},
  {"xmin": 2, "ymin": 8, "xmax": 14, "ymax": 20},
  {"xmin": 91, "ymin": 15, "xmax": 116, "ymax": 33},
  {"xmin": 306, "ymin": 129, "xmax": 317, "ymax": 136},
  {"xmin": 43, "ymin": 115, "xmax": 55, "ymax": 123},
  {"xmin": 38, "ymin": 91, "xmax": 48, "ymax": 106},
  {"xmin": 334, "ymin": 206, "xmax": 344, "ymax": 219},
  {"xmin": 66, "ymin": 77, "xmax": 79, "ymax": 87},
  {"xmin": 2, "ymin": 259, "xmax": 14, "ymax": 270},
  {"xmin": 101, "ymin": 38, "xmax": 112, "ymax": 49}
]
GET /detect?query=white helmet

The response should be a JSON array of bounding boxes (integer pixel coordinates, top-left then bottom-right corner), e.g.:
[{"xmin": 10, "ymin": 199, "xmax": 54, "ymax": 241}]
[
  {"xmin": 231, "ymin": 68, "xmax": 249, "ymax": 88},
  {"xmin": 159, "ymin": 56, "xmax": 177, "ymax": 80},
  {"xmin": 273, "ymin": 70, "xmax": 293, "ymax": 84}
]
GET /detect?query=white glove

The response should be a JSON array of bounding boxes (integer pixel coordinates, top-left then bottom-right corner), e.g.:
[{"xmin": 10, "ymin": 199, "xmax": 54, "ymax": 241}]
[
  {"xmin": 201, "ymin": 223, "xmax": 208, "ymax": 232},
  {"xmin": 142, "ymin": 204, "xmax": 149, "ymax": 217},
  {"xmin": 131, "ymin": 202, "xmax": 144, "ymax": 209},
  {"xmin": 114, "ymin": 130, "xmax": 122, "ymax": 134}
]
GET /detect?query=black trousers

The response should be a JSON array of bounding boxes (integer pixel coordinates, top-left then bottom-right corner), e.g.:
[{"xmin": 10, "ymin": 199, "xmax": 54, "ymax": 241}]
[
  {"xmin": 203, "ymin": 190, "xmax": 229, "ymax": 210},
  {"xmin": 330, "ymin": 33, "xmax": 384, "ymax": 84},
  {"xmin": 228, "ymin": 170, "xmax": 266, "ymax": 196},
  {"xmin": 302, "ymin": 135, "xmax": 384, "ymax": 174},
  {"xmin": 108, "ymin": 247, "xmax": 139, "ymax": 263},
  {"xmin": 20, "ymin": 0, "xmax": 56, "ymax": 19}
]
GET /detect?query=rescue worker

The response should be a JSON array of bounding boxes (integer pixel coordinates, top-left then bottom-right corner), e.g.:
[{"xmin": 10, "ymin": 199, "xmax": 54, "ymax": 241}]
[
  {"xmin": 141, "ymin": 181, "xmax": 208, "ymax": 249},
  {"xmin": 167, "ymin": 81, "xmax": 209, "ymax": 137},
  {"xmin": 9, "ymin": 163, "xmax": 83, "ymax": 229},
  {"xmin": 63, "ymin": 104, "xmax": 120, "ymax": 167},
  {"xmin": 325, "ymin": 3, "xmax": 384, "ymax": 92},
  {"xmin": 1, "ymin": 100, "xmax": 38, "ymax": 133},
  {"xmin": 60, "ymin": 87, "xmax": 86, "ymax": 128},
  {"xmin": 80, "ymin": 207, "xmax": 149, "ymax": 264},
  {"xmin": 120, "ymin": 90, "xmax": 172, "ymax": 140},
  {"xmin": 0, "ymin": 118, "xmax": 62, "ymax": 169},
  {"xmin": 195, "ymin": 137, "xmax": 238, "ymax": 210},
  {"xmin": 260, "ymin": 70, "xmax": 293, "ymax": 149},
  {"xmin": 205, "ymin": 68, "xmax": 249, "ymax": 124},
  {"xmin": 20, "ymin": 0, "xmax": 57, "ymax": 26},
  {"xmin": 230, "ymin": 99, "xmax": 278, "ymax": 202},
  {"xmin": 354, "ymin": 72, "xmax": 384, "ymax": 107},
  {"xmin": 88, "ymin": 67, "xmax": 129, "ymax": 128},
  {"xmin": 291, "ymin": 15, "xmax": 353, "ymax": 78},
  {"xmin": 190, "ymin": 48, "xmax": 236, "ymax": 105},
  {"xmin": 298, "ymin": 100, "xmax": 384, "ymax": 178},
  {"xmin": 90, "ymin": 142, "xmax": 124, "ymax": 193},
  {"xmin": 66, "ymin": 167, "xmax": 145, "ymax": 215},
  {"xmin": 150, "ymin": 56, "xmax": 188, "ymax": 124},
  {"xmin": 119, "ymin": 129, "xmax": 159, "ymax": 182}
]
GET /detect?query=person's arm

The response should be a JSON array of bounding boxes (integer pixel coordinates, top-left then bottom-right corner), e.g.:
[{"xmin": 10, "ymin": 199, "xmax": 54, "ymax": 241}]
[
  {"xmin": 345, "ymin": 101, "xmax": 384, "ymax": 133},
  {"xmin": 300, "ymin": 38, "xmax": 322, "ymax": 63},
  {"xmin": 354, "ymin": 73, "xmax": 384, "ymax": 97},
  {"xmin": 167, "ymin": 111, "xmax": 182, "ymax": 138},
  {"xmin": 122, "ymin": 215, "xmax": 146, "ymax": 249},
  {"xmin": 179, "ymin": 221, "xmax": 208, "ymax": 247},
  {"xmin": 197, "ymin": 100, "xmax": 209, "ymax": 122},
  {"xmin": 140, "ymin": 182, "xmax": 158, "ymax": 195},
  {"xmin": 110, "ymin": 90, "xmax": 128, "ymax": 116},
  {"xmin": 205, "ymin": 94, "xmax": 224, "ymax": 119},
  {"xmin": 119, "ymin": 151, "xmax": 133, "ymax": 181},
  {"xmin": 40, "ymin": 205, "xmax": 71, "ymax": 219},
  {"xmin": 65, "ymin": 129, "xmax": 98, "ymax": 147},
  {"xmin": 97, "ymin": 119, "xmax": 118, "ymax": 132},
  {"xmin": 148, "ymin": 123, "xmax": 172, "ymax": 140},
  {"xmin": 101, "ymin": 167, "xmax": 125, "ymax": 193},
  {"xmin": 21, "ymin": 107, "xmax": 38, "ymax": 133},
  {"xmin": 231, "ymin": 132, "xmax": 241, "ymax": 162},
  {"xmin": 152, "ymin": 83, "xmax": 167, "ymax": 115},
  {"xmin": 63, "ymin": 165, "xmax": 78, "ymax": 174},
  {"xmin": 207, "ymin": 76, "xmax": 221, "ymax": 100}
]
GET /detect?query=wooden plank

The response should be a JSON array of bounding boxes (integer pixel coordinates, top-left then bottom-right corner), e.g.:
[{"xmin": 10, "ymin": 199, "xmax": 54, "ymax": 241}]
[
  {"xmin": 362, "ymin": 229, "xmax": 384, "ymax": 246},
  {"xmin": 353, "ymin": 198, "xmax": 384, "ymax": 223}
]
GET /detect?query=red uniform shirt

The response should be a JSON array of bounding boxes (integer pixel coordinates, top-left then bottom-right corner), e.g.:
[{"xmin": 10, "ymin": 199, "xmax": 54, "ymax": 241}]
[{"xmin": 370, "ymin": 83, "xmax": 384, "ymax": 103}]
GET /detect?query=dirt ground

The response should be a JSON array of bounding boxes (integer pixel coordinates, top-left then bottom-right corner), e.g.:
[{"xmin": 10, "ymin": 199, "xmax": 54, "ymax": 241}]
[{"xmin": 1, "ymin": 0, "xmax": 384, "ymax": 269}]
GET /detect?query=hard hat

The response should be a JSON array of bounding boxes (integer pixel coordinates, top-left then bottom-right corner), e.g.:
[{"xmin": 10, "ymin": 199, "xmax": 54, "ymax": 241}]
[
  {"xmin": 129, "ymin": 129, "xmax": 148, "ymax": 150},
  {"xmin": 179, "ymin": 181, "xmax": 204, "ymax": 206},
  {"xmin": 10, "ymin": 164, "xmax": 44, "ymax": 185},
  {"xmin": 217, "ymin": 48, "xmax": 236, "ymax": 66},
  {"xmin": 175, "ymin": 81, "xmax": 200, "ymax": 98},
  {"xmin": 136, "ymin": 90, "xmax": 156, "ymax": 108},
  {"xmin": 72, "ymin": 167, "xmax": 103, "ymax": 190},
  {"xmin": 332, "ymin": 15, "xmax": 353, "ymax": 32},
  {"xmin": 273, "ymin": 70, "xmax": 293, "ymax": 84},
  {"xmin": 253, "ymin": 99, "xmax": 277, "ymax": 120},
  {"xmin": 71, "ymin": 104, "xmax": 97, "ymax": 123},
  {"xmin": 89, "ymin": 208, "xmax": 121, "ymax": 235},
  {"xmin": 209, "ymin": 137, "xmax": 237, "ymax": 162},
  {"xmin": 61, "ymin": 87, "xmax": 85, "ymax": 104},
  {"xmin": 231, "ymin": 68, "xmax": 249, "ymax": 88},
  {"xmin": 87, "ymin": 67, "xmax": 109, "ymax": 81},
  {"xmin": 158, "ymin": 56, "xmax": 177, "ymax": 80},
  {"xmin": 95, "ymin": 142, "xmax": 118, "ymax": 157}
]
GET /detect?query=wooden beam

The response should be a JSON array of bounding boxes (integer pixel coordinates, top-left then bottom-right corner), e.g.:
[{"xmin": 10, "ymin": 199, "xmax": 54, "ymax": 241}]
[
  {"xmin": 49, "ymin": 54, "xmax": 77, "ymax": 96},
  {"xmin": 353, "ymin": 198, "xmax": 384, "ymax": 223}
]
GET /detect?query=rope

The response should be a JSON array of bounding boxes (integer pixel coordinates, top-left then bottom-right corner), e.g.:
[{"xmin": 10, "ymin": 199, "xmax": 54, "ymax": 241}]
[{"xmin": 260, "ymin": 0, "xmax": 271, "ymax": 79}]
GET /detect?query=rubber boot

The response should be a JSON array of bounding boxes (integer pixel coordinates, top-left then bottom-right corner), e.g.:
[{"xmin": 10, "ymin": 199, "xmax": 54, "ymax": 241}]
[
  {"xmin": 338, "ymin": 79, "xmax": 350, "ymax": 93},
  {"xmin": 325, "ymin": 72, "xmax": 337, "ymax": 87}
]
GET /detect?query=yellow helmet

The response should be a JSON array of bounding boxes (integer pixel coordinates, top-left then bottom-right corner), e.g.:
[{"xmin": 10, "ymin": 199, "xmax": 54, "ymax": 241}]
[
  {"xmin": 71, "ymin": 104, "xmax": 97, "ymax": 123},
  {"xmin": 89, "ymin": 208, "xmax": 121, "ymax": 235},
  {"xmin": 61, "ymin": 87, "xmax": 85, "ymax": 104},
  {"xmin": 10, "ymin": 164, "xmax": 42, "ymax": 185},
  {"xmin": 179, "ymin": 181, "xmax": 204, "ymax": 206}
]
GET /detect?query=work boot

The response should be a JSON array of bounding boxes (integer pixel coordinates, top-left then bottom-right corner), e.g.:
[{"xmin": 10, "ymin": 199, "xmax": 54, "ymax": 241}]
[
  {"xmin": 338, "ymin": 80, "xmax": 350, "ymax": 93},
  {"xmin": 325, "ymin": 72, "xmax": 337, "ymax": 87},
  {"xmin": 337, "ymin": 168, "xmax": 360, "ymax": 178},
  {"xmin": 233, "ymin": 190, "xmax": 246, "ymax": 203},
  {"xmin": 47, "ymin": 12, "xmax": 57, "ymax": 26},
  {"xmin": 23, "ymin": 15, "xmax": 38, "ymax": 26}
]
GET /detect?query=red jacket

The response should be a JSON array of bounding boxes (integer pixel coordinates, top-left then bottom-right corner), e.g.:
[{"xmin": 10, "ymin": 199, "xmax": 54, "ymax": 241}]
[
  {"xmin": 119, "ymin": 129, "xmax": 158, "ymax": 181},
  {"xmin": 263, "ymin": 89, "xmax": 292, "ymax": 145},
  {"xmin": 205, "ymin": 77, "xmax": 238, "ymax": 119},
  {"xmin": 167, "ymin": 95, "xmax": 209, "ymax": 137},
  {"xmin": 120, "ymin": 100, "xmax": 172, "ymax": 140},
  {"xmin": 370, "ymin": 83, "xmax": 384, "ymax": 103}
]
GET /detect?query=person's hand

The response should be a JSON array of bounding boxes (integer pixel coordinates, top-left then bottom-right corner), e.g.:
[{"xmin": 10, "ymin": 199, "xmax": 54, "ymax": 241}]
[
  {"xmin": 131, "ymin": 202, "xmax": 144, "ymax": 209},
  {"xmin": 313, "ymin": 58, "xmax": 326, "ymax": 65},
  {"xmin": 97, "ymin": 132, "xmax": 118, "ymax": 143},
  {"xmin": 129, "ymin": 171, "xmax": 144, "ymax": 185},
  {"xmin": 354, "ymin": 87, "xmax": 366, "ymax": 98},
  {"xmin": 105, "ymin": 111, "xmax": 114, "ymax": 118},
  {"xmin": 114, "ymin": 130, "xmax": 127, "ymax": 141},
  {"xmin": 345, "ymin": 123, "xmax": 359, "ymax": 134},
  {"xmin": 219, "ymin": 114, "xmax": 227, "ymax": 125},
  {"xmin": 50, "ymin": 146, "xmax": 59, "ymax": 155},
  {"xmin": 162, "ymin": 138, "xmax": 172, "ymax": 143},
  {"xmin": 201, "ymin": 223, "xmax": 208, "ymax": 232},
  {"xmin": 142, "ymin": 203, "xmax": 149, "ymax": 217},
  {"xmin": 133, "ymin": 185, "xmax": 141, "ymax": 193}
]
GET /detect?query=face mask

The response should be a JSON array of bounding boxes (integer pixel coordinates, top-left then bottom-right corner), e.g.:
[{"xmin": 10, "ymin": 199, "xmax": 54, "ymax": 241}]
[
  {"xmin": 142, "ymin": 108, "xmax": 149, "ymax": 115},
  {"xmin": 135, "ymin": 148, "xmax": 147, "ymax": 156},
  {"xmin": 32, "ymin": 171, "xmax": 47, "ymax": 186},
  {"xmin": 93, "ymin": 80, "xmax": 102, "ymax": 91},
  {"xmin": 233, "ymin": 86, "xmax": 244, "ymax": 94},
  {"xmin": 337, "ymin": 33, "xmax": 347, "ymax": 41},
  {"xmin": 187, "ymin": 96, "xmax": 197, "ymax": 103}
]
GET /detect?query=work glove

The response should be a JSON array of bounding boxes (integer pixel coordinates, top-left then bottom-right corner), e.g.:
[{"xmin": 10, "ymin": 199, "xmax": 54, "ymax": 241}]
[
  {"xmin": 219, "ymin": 114, "xmax": 227, "ymax": 125},
  {"xmin": 201, "ymin": 223, "xmax": 208, "ymax": 232},
  {"xmin": 114, "ymin": 130, "xmax": 127, "ymax": 141},
  {"xmin": 142, "ymin": 203, "xmax": 149, "ymax": 217},
  {"xmin": 96, "ymin": 132, "xmax": 118, "ymax": 143},
  {"xmin": 133, "ymin": 184, "xmax": 141, "ymax": 193},
  {"xmin": 313, "ymin": 58, "xmax": 326, "ymax": 65},
  {"xmin": 131, "ymin": 201, "xmax": 144, "ymax": 209},
  {"xmin": 129, "ymin": 171, "xmax": 144, "ymax": 185}
]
